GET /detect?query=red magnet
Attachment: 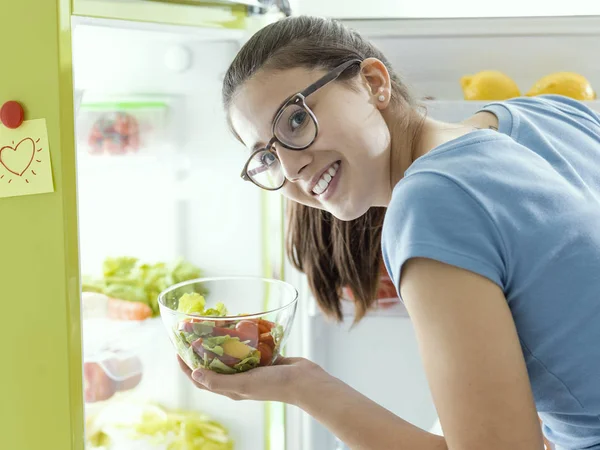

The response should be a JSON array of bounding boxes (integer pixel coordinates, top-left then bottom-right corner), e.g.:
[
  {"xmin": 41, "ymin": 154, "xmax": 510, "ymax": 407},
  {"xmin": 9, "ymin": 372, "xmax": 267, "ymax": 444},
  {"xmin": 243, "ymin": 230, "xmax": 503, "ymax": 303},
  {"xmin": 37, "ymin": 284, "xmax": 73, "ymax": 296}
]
[{"xmin": 1, "ymin": 101, "xmax": 25, "ymax": 129}]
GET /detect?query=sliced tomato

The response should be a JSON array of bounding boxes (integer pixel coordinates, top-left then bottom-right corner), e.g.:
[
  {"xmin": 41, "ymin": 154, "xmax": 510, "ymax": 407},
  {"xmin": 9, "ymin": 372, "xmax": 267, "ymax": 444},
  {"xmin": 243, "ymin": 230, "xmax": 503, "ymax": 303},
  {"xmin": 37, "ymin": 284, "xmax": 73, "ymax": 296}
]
[
  {"xmin": 258, "ymin": 342, "xmax": 273, "ymax": 367},
  {"xmin": 259, "ymin": 332, "xmax": 275, "ymax": 350},
  {"xmin": 235, "ymin": 320, "xmax": 259, "ymax": 341},
  {"xmin": 253, "ymin": 318, "xmax": 275, "ymax": 334}
]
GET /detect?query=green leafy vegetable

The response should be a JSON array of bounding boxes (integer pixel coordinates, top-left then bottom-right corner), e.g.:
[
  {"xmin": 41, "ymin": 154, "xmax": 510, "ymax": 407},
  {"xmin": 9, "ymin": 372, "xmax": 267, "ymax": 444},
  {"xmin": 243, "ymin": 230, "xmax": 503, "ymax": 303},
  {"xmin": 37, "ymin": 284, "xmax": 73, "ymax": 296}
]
[
  {"xmin": 192, "ymin": 322, "xmax": 216, "ymax": 336},
  {"xmin": 174, "ymin": 332, "xmax": 201, "ymax": 369},
  {"xmin": 81, "ymin": 256, "xmax": 207, "ymax": 317},
  {"xmin": 202, "ymin": 335, "xmax": 239, "ymax": 357},
  {"xmin": 233, "ymin": 350, "xmax": 261, "ymax": 372},
  {"xmin": 203, "ymin": 343, "xmax": 224, "ymax": 356},
  {"xmin": 177, "ymin": 293, "xmax": 206, "ymax": 314},
  {"xmin": 208, "ymin": 358, "xmax": 237, "ymax": 375},
  {"xmin": 203, "ymin": 302, "xmax": 228, "ymax": 317},
  {"xmin": 203, "ymin": 335, "xmax": 238, "ymax": 347},
  {"xmin": 131, "ymin": 405, "xmax": 234, "ymax": 450}
]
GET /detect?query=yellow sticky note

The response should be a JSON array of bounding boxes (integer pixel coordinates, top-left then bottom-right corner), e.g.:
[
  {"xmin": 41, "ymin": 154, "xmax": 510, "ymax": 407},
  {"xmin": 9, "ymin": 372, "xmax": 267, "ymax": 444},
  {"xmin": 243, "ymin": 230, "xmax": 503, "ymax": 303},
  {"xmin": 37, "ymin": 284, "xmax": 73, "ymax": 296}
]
[{"xmin": 0, "ymin": 119, "xmax": 54, "ymax": 199}]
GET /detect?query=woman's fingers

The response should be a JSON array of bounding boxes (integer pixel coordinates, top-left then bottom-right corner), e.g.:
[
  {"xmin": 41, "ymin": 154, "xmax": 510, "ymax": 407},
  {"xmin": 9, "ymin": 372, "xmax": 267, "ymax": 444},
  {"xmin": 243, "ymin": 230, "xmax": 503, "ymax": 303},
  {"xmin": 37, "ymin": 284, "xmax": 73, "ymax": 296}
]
[
  {"xmin": 191, "ymin": 368, "xmax": 250, "ymax": 393},
  {"xmin": 177, "ymin": 355, "xmax": 312, "ymax": 403},
  {"xmin": 177, "ymin": 356, "xmax": 207, "ymax": 391}
]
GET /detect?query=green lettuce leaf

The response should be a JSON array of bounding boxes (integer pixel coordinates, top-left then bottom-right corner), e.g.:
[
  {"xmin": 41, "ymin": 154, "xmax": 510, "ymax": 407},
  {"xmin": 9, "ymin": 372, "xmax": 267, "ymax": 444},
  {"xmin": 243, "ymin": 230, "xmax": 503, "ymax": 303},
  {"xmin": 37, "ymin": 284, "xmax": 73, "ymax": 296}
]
[
  {"xmin": 174, "ymin": 332, "xmax": 201, "ymax": 369},
  {"xmin": 130, "ymin": 405, "xmax": 234, "ymax": 450},
  {"xmin": 201, "ymin": 335, "xmax": 239, "ymax": 357},
  {"xmin": 82, "ymin": 256, "xmax": 206, "ymax": 318},
  {"xmin": 208, "ymin": 358, "xmax": 237, "ymax": 375},
  {"xmin": 233, "ymin": 350, "xmax": 261, "ymax": 373},
  {"xmin": 203, "ymin": 335, "xmax": 239, "ymax": 346},
  {"xmin": 192, "ymin": 322, "xmax": 216, "ymax": 336},
  {"xmin": 202, "ymin": 302, "xmax": 228, "ymax": 317},
  {"xmin": 102, "ymin": 256, "xmax": 139, "ymax": 277},
  {"xmin": 203, "ymin": 343, "xmax": 224, "ymax": 356},
  {"xmin": 177, "ymin": 293, "xmax": 206, "ymax": 314}
]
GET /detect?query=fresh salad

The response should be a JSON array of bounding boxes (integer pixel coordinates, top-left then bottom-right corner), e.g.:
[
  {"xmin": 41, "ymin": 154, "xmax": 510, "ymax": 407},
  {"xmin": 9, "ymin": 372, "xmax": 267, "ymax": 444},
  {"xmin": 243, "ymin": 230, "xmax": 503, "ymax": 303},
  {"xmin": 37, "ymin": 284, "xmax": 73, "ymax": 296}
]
[
  {"xmin": 83, "ymin": 256, "xmax": 207, "ymax": 319},
  {"xmin": 173, "ymin": 293, "xmax": 284, "ymax": 374}
]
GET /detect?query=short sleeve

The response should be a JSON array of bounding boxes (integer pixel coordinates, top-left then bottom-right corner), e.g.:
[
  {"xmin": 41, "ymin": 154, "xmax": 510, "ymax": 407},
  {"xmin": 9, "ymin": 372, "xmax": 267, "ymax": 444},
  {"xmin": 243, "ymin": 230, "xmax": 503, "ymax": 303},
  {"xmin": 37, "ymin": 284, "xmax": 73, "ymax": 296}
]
[{"xmin": 381, "ymin": 173, "xmax": 507, "ymax": 295}]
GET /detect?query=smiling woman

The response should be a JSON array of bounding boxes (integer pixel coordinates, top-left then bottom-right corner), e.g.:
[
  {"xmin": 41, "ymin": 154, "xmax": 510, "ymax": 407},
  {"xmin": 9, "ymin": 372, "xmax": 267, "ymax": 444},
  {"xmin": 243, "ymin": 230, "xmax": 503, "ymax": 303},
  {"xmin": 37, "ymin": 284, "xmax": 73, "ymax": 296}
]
[
  {"xmin": 179, "ymin": 15, "xmax": 600, "ymax": 450},
  {"xmin": 223, "ymin": 18, "xmax": 423, "ymax": 322}
]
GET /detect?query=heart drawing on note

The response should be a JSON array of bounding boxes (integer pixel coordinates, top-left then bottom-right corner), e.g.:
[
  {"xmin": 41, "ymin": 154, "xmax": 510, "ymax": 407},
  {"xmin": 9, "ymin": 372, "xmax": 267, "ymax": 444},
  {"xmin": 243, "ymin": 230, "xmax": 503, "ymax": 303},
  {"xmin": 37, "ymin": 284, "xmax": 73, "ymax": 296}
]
[{"xmin": 0, "ymin": 137, "xmax": 36, "ymax": 176}]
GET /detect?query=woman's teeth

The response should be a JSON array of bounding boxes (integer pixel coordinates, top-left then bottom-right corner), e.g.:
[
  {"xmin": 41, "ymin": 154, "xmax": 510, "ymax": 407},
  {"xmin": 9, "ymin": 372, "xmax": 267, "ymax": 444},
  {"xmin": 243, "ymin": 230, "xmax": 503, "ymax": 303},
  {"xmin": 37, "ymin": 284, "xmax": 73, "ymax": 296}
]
[{"xmin": 313, "ymin": 162, "xmax": 340, "ymax": 195}]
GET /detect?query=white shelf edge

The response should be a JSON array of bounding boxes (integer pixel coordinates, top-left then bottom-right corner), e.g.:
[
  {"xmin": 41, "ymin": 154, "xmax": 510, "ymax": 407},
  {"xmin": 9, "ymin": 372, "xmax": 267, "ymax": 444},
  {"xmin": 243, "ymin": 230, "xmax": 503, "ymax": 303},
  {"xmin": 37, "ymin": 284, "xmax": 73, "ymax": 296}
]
[{"xmin": 343, "ymin": 16, "xmax": 600, "ymax": 38}]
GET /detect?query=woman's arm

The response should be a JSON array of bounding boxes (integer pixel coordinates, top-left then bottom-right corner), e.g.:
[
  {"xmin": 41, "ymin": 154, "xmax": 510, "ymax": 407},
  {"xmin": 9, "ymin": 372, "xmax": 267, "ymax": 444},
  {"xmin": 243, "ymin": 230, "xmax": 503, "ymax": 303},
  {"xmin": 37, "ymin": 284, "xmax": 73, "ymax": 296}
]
[
  {"xmin": 179, "ymin": 355, "xmax": 447, "ymax": 450},
  {"xmin": 179, "ymin": 257, "xmax": 544, "ymax": 450},
  {"xmin": 294, "ymin": 367, "xmax": 448, "ymax": 450},
  {"xmin": 399, "ymin": 258, "xmax": 544, "ymax": 450}
]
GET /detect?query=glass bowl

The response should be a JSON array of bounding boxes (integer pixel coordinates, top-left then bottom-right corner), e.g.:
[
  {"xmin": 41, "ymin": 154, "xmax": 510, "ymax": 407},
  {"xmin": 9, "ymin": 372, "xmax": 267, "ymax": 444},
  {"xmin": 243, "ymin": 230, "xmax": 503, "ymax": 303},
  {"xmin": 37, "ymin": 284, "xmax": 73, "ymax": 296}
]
[{"xmin": 158, "ymin": 277, "xmax": 298, "ymax": 374}]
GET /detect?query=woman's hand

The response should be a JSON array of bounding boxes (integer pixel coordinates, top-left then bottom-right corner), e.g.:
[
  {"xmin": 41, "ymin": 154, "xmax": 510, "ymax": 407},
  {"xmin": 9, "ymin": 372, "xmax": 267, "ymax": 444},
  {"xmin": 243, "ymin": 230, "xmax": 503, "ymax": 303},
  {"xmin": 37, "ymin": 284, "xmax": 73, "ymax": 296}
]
[{"xmin": 177, "ymin": 355, "xmax": 322, "ymax": 404}]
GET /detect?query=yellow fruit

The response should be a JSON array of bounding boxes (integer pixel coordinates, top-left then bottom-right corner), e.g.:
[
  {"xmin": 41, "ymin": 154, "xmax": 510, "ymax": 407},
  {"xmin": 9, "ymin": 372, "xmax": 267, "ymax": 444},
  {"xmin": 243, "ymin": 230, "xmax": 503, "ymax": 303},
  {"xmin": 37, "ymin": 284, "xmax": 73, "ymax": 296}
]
[
  {"xmin": 222, "ymin": 340, "xmax": 252, "ymax": 360},
  {"xmin": 526, "ymin": 72, "xmax": 596, "ymax": 100},
  {"xmin": 460, "ymin": 70, "xmax": 521, "ymax": 101}
]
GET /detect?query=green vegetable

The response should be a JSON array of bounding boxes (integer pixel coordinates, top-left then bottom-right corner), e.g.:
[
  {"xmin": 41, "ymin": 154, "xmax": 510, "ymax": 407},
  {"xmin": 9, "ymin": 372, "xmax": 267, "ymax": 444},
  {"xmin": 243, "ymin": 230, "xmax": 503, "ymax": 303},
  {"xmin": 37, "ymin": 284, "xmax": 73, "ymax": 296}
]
[
  {"xmin": 182, "ymin": 332, "xmax": 201, "ymax": 345},
  {"xmin": 174, "ymin": 332, "xmax": 201, "ymax": 369},
  {"xmin": 177, "ymin": 293, "xmax": 206, "ymax": 314},
  {"xmin": 203, "ymin": 302, "xmax": 228, "ymax": 317},
  {"xmin": 203, "ymin": 335, "xmax": 237, "ymax": 346},
  {"xmin": 81, "ymin": 275, "xmax": 105, "ymax": 293},
  {"xmin": 202, "ymin": 335, "xmax": 239, "ymax": 357},
  {"xmin": 133, "ymin": 405, "xmax": 234, "ymax": 450},
  {"xmin": 208, "ymin": 358, "xmax": 237, "ymax": 375},
  {"xmin": 233, "ymin": 350, "xmax": 261, "ymax": 372},
  {"xmin": 192, "ymin": 322, "xmax": 216, "ymax": 336},
  {"xmin": 81, "ymin": 256, "xmax": 207, "ymax": 317},
  {"xmin": 203, "ymin": 343, "xmax": 224, "ymax": 356}
]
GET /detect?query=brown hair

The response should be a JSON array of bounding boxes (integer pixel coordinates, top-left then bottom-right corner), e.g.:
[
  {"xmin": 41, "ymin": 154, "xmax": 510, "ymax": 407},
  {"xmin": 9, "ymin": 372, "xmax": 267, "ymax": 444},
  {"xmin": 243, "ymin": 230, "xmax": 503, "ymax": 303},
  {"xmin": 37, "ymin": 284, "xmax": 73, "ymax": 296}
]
[{"xmin": 223, "ymin": 16, "xmax": 420, "ymax": 322}]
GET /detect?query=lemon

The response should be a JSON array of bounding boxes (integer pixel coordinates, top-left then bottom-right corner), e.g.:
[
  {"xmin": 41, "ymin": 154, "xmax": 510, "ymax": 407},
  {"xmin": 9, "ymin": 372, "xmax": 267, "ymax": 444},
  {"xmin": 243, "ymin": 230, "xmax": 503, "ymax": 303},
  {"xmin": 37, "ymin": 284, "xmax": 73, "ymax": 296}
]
[
  {"xmin": 526, "ymin": 72, "xmax": 596, "ymax": 100},
  {"xmin": 460, "ymin": 70, "xmax": 521, "ymax": 101}
]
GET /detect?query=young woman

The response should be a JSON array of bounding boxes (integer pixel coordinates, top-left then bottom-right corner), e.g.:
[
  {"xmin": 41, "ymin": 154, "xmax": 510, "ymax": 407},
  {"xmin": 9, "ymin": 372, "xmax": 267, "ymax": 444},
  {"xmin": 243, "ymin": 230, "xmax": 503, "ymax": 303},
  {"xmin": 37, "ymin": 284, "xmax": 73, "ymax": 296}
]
[{"xmin": 178, "ymin": 16, "xmax": 600, "ymax": 450}]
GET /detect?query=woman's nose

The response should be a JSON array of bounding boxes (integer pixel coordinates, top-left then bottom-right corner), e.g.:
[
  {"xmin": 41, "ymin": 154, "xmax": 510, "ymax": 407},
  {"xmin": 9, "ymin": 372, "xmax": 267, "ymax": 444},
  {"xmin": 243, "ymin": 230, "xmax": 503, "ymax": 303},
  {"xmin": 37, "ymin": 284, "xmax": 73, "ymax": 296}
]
[{"xmin": 276, "ymin": 145, "xmax": 313, "ymax": 181}]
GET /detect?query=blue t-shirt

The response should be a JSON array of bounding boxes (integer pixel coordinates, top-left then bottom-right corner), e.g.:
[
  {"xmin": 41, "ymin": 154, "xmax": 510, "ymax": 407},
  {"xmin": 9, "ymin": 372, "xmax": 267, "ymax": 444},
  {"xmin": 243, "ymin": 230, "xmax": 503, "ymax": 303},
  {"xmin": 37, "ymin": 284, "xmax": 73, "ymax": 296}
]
[{"xmin": 381, "ymin": 95, "xmax": 600, "ymax": 450}]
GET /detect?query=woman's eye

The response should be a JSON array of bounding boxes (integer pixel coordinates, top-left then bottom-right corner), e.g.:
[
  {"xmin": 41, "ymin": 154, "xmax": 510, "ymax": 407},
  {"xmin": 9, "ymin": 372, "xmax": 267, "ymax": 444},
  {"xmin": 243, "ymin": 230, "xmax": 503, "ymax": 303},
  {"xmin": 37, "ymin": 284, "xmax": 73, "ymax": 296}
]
[
  {"xmin": 288, "ymin": 110, "xmax": 307, "ymax": 131},
  {"xmin": 260, "ymin": 152, "xmax": 276, "ymax": 167}
]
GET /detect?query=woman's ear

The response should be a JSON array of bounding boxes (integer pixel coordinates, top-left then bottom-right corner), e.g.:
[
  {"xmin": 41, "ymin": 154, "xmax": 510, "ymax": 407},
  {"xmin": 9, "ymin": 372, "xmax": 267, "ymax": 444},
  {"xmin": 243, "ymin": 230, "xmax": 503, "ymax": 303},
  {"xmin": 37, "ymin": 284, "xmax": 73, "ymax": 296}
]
[{"xmin": 360, "ymin": 58, "xmax": 392, "ymax": 109}]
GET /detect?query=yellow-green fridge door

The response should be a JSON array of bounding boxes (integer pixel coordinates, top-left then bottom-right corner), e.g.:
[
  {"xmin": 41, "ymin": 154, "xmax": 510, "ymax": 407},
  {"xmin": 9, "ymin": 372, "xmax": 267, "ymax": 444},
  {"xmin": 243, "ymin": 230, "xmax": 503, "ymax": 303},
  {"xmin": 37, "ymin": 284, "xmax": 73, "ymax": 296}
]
[
  {"xmin": 0, "ymin": 1, "xmax": 83, "ymax": 450},
  {"xmin": 1, "ymin": 2, "xmax": 282, "ymax": 450}
]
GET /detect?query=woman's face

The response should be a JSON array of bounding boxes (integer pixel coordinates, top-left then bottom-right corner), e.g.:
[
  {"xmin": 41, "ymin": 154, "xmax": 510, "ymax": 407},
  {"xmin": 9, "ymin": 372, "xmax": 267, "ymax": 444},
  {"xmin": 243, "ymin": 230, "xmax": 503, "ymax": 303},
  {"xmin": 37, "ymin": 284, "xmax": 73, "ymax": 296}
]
[{"xmin": 229, "ymin": 64, "xmax": 392, "ymax": 221}]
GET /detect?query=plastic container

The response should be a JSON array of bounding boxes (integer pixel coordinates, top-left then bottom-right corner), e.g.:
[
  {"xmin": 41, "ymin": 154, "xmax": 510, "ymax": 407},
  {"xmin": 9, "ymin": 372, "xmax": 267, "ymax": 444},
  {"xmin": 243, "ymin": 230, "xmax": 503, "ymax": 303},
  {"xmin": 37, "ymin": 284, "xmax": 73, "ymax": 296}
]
[
  {"xmin": 82, "ymin": 316, "xmax": 162, "ymax": 403},
  {"xmin": 158, "ymin": 277, "xmax": 298, "ymax": 374},
  {"xmin": 76, "ymin": 98, "xmax": 170, "ymax": 156}
]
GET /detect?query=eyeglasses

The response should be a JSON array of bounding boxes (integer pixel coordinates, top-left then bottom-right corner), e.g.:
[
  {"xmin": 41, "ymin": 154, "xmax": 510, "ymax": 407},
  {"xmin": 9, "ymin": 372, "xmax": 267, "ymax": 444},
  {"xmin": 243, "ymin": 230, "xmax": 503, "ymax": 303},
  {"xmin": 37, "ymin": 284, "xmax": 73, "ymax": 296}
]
[{"xmin": 240, "ymin": 59, "xmax": 363, "ymax": 191}]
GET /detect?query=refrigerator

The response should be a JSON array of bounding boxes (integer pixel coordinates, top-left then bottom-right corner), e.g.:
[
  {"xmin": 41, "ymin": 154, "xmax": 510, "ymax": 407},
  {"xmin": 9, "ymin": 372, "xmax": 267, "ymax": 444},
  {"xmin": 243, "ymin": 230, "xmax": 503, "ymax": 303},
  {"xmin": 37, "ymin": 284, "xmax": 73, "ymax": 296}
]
[{"xmin": 2, "ymin": 2, "xmax": 600, "ymax": 450}]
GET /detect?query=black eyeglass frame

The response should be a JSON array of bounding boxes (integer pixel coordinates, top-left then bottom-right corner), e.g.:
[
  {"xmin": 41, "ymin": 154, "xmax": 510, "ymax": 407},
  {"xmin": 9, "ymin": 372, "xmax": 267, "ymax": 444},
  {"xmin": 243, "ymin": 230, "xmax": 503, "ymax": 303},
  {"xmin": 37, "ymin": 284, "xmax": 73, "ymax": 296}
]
[{"xmin": 240, "ymin": 58, "xmax": 363, "ymax": 191}]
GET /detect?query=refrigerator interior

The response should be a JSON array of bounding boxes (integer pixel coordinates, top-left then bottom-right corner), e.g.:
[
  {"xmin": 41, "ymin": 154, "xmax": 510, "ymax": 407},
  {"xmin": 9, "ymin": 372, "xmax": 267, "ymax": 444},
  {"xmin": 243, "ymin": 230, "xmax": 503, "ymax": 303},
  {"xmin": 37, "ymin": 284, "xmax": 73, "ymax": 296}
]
[
  {"xmin": 71, "ymin": 12, "xmax": 600, "ymax": 450},
  {"xmin": 288, "ymin": 15, "xmax": 600, "ymax": 450},
  {"xmin": 72, "ymin": 17, "xmax": 280, "ymax": 450}
]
